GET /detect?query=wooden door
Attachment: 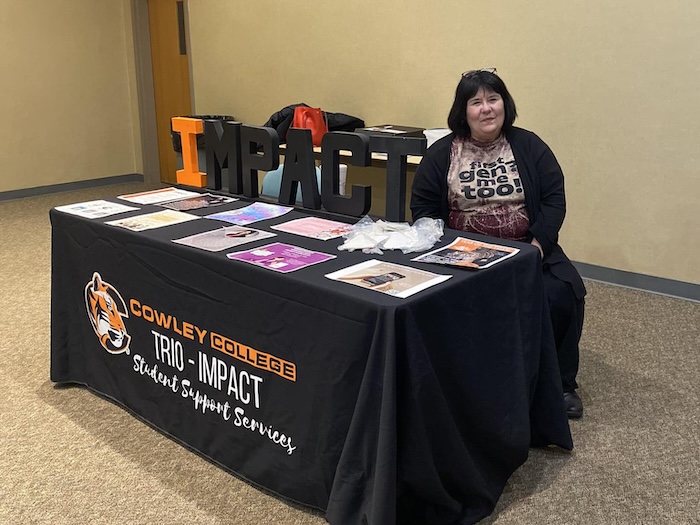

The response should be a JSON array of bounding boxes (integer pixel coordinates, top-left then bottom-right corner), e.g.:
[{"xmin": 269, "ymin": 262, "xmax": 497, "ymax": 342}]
[{"xmin": 148, "ymin": 0, "xmax": 193, "ymax": 183}]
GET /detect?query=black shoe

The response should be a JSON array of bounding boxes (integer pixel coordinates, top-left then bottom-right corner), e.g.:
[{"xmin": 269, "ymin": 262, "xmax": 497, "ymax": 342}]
[{"xmin": 563, "ymin": 391, "xmax": 583, "ymax": 419}]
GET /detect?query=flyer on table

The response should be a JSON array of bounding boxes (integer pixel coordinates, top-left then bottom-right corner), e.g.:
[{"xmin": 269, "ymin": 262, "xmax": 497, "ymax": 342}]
[
  {"xmin": 118, "ymin": 187, "xmax": 201, "ymax": 205},
  {"xmin": 207, "ymin": 202, "xmax": 293, "ymax": 225},
  {"xmin": 54, "ymin": 200, "xmax": 139, "ymax": 219},
  {"xmin": 105, "ymin": 210, "xmax": 198, "ymax": 231},
  {"xmin": 325, "ymin": 259, "xmax": 451, "ymax": 298},
  {"xmin": 158, "ymin": 193, "xmax": 238, "ymax": 211},
  {"xmin": 270, "ymin": 217, "xmax": 353, "ymax": 240},
  {"xmin": 412, "ymin": 237, "xmax": 519, "ymax": 270},
  {"xmin": 172, "ymin": 226, "xmax": 276, "ymax": 252},
  {"xmin": 227, "ymin": 242, "xmax": 335, "ymax": 273}
]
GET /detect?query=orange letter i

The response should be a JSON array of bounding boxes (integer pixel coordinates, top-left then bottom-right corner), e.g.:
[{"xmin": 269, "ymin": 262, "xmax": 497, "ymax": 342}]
[{"xmin": 171, "ymin": 117, "xmax": 206, "ymax": 187}]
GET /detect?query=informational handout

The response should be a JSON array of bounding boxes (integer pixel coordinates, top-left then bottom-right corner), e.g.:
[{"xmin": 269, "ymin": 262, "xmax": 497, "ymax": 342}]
[
  {"xmin": 158, "ymin": 193, "xmax": 237, "ymax": 211},
  {"xmin": 227, "ymin": 242, "xmax": 335, "ymax": 273},
  {"xmin": 172, "ymin": 226, "xmax": 276, "ymax": 252},
  {"xmin": 325, "ymin": 259, "xmax": 451, "ymax": 298},
  {"xmin": 207, "ymin": 202, "xmax": 293, "ymax": 225},
  {"xmin": 105, "ymin": 210, "xmax": 198, "ymax": 231},
  {"xmin": 270, "ymin": 217, "xmax": 353, "ymax": 240},
  {"xmin": 412, "ymin": 237, "xmax": 519, "ymax": 269},
  {"xmin": 54, "ymin": 200, "xmax": 138, "ymax": 219},
  {"xmin": 118, "ymin": 187, "xmax": 202, "ymax": 205}
]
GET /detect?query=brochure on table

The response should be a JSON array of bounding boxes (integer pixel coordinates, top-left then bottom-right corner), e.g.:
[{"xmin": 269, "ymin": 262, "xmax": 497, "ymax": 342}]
[
  {"xmin": 207, "ymin": 202, "xmax": 293, "ymax": 225},
  {"xmin": 270, "ymin": 217, "xmax": 353, "ymax": 240},
  {"xmin": 325, "ymin": 259, "xmax": 451, "ymax": 298},
  {"xmin": 158, "ymin": 193, "xmax": 237, "ymax": 211},
  {"xmin": 118, "ymin": 187, "xmax": 201, "ymax": 205},
  {"xmin": 412, "ymin": 237, "xmax": 519, "ymax": 269},
  {"xmin": 227, "ymin": 242, "xmax": 335, "ymax": 273},
  {"xmin": 54, "ymin": 200, "xmax": 139, "ymax": 219},
  {"xmin": 172, "ymin": 226, "xmax": 276, "ymax": 252},
  {"xmin": 105, "ymin": 209, "xmax": 198, "ymax": 232}
]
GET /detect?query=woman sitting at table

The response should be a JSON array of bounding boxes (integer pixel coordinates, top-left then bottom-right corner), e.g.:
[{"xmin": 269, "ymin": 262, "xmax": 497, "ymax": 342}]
[{"xmin": 410, "ymin": 68, "xmax": 586, "ymax": 419}]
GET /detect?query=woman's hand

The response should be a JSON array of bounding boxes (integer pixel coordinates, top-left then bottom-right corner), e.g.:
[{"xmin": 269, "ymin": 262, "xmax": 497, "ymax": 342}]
[{"xmin": 531, "ymin": 238, "xmax": 544, "ymax": 259}]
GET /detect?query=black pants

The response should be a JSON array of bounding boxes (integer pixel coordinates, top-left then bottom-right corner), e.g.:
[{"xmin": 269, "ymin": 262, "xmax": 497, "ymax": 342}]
[{"xmin": 543, "ymin": 269, "xmax": 585, "ymax": 393}]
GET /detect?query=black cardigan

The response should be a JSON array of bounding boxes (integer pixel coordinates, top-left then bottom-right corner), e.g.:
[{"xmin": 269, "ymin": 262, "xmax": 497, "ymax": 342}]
[{"xmin": 411, "ymin": 127, "xmax": 585, "ymax": 299}]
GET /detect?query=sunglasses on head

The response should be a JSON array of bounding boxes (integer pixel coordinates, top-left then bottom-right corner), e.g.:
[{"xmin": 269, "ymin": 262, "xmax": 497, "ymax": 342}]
[{"xmin": 462, "ymin": 67, "xmax": 497, "ymax": 77}]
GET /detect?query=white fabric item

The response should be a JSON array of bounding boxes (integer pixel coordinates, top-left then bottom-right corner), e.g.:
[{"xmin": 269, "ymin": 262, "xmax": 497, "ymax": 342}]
[
  {"xmin": 424, "ymin": 128, "xmax": 452, "ymax": 148},
  {"xmin": 338, "ymin": 216, "xmax": 444, "ymax": 254}
]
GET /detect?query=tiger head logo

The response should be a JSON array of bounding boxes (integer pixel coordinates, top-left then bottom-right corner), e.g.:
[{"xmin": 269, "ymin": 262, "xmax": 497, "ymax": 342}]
[{"xmin": 84, "ymin": 272, "xmax": 131, "ymax": 354}]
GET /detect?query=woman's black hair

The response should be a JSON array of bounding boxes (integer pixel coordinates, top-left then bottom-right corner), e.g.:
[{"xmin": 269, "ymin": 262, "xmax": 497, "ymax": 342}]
[{"xmin": 447, "ymin": 71, "xmax": 518, "ymax": 138}]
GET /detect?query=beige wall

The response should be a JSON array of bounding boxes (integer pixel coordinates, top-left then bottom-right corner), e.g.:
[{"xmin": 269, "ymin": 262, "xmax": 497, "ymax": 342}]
[
  {"xmin": 1, "ymin": 1, "xmax": 696, "ymax": 285},
  {"xmin": 0, "ymin": 0, "xmax": 142, "ymax": 193},
  {"xmin": 187, "ymin": 0, "xmax": 699, "ymax": 285}
]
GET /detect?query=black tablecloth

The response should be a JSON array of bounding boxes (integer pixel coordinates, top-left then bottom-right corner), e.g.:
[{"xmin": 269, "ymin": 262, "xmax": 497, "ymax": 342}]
[{"xmin": 50, "ymin": 197, "xmax": 572, "ymax": 525}]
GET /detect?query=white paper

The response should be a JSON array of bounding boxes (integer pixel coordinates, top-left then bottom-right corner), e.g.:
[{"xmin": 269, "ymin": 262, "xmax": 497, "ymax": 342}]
[{"xmin": 55, "ymin": 200, "xmax": 138, "ymax": 219}]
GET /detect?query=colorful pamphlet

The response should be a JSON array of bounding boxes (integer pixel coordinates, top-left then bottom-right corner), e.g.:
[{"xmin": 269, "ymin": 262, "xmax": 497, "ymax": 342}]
[
  {"xmin": 118, "ymin": 187, "xmax": 201, "ymax": 205},
  {"xmin": 172, "ymin": 226, "xmax": 276, "ymax": 252},
  {"xmin": 207, "ymin": 202, "xmax": 293, "ymax": 225},
  {"xmin": 227, "ymin": 242, "xmax": 335, "ymax": 273},
  {"xmin": 325, "ymin": 259, "xmax": 451, "ymax": 298},
  {"xmin": 270, "ymin": 217, "xmax": 353, "ymax": 240},
  {"xmin": 158, "ymin": 193, "xmax": 237, "ymax": 211},
  {"xmin": 105, "ymin": 210, "xmax": 198, "ymax": 231},
  {"xmin": 412, "ymin": 237, "xmax": 519, "ymax": 269}
]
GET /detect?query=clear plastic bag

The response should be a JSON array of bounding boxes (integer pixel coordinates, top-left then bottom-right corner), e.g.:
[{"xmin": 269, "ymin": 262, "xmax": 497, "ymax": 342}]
[{"xmin": 338, "ymin": 216, "xmax": 444, "ymax": 254}]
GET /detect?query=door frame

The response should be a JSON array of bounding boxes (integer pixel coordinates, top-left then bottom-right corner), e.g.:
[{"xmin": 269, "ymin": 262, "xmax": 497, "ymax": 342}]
[{"xmin": 129, "ymin": 0, "xmax": 195, "ymax": 185}]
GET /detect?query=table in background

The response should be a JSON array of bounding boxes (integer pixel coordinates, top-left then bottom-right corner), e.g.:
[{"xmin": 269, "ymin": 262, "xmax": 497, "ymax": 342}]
[
  {"xmin": 279, "ymin": 144, "xmax": 423, "ymax": 168},
  {"xmin": 50, "ymin": 196, "xmax": 571, "ymax": 525}
]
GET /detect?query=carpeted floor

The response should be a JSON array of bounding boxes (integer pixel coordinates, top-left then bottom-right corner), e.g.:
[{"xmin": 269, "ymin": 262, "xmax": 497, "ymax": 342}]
[{"xmin": 1, "ymin": 182, "xmax": 698, "ymax": 524}]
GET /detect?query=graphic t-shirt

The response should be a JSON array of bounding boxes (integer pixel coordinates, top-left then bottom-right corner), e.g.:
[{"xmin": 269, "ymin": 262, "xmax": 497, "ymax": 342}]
[{"xmin": 447, "ymin": 135, "xmax": 529, "ymax": 241}]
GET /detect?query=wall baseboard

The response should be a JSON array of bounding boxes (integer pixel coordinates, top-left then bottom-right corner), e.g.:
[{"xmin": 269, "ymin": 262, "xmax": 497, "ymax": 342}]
[
  {"xmin": 0, "ymin": 173, "xmax": 145, "ymax": 202},
  {"xmin": 574, "ymin": 261, "xmax": 699, "ymax": 303}
]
